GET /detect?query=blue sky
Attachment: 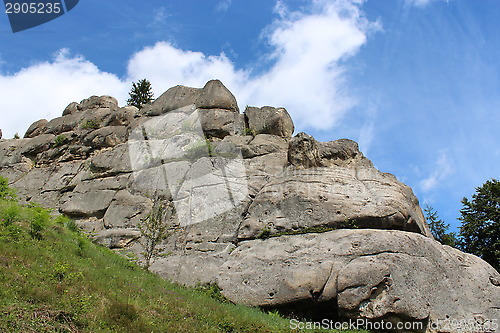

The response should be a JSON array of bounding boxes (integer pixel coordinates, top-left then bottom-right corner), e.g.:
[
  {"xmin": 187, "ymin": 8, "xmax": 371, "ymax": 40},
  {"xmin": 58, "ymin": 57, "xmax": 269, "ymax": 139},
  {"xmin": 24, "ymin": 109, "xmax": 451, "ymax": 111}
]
[{"xmin": 0, "ymin": 0, "xmax": 499, "ymax": 232}]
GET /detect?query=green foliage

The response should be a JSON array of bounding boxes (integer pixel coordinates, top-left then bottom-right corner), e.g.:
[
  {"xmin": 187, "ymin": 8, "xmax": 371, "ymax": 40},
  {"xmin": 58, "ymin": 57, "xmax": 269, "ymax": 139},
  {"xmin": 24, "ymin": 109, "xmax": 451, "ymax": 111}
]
[
  {"xmin": 0, "ymin": 201, "xmax": 20, "ymax": 226},
  {"xmin": 138, "ymin": 199, "xmax": 175, "ymax": 269},
  {"xmin": 244, "ymin": 127, "xmax": 257, "ymax": 136},
  {"xmin": 127, "ymin": 78, "xmax": 154, "ymax": 109},
  {"xmin": 195, "ymin": 282, "xmax": 230, "ymax": 304},
  {"xmin": 459, "ymin": 179, "xmax": 500, "ymax": 271},
  {"xmin": 27, "ymin": 203, "xmax": 50, "ymax": 240},
  {"xmin": 206, "ymin": 138, "xmax": 214, "ymax": 156},
  {"xmin": 53, "ymin": 134, "xmax": 69, "ymax": 147},
  {"xmin": 13, "ymin": 133, "xmax": 20, "ymax": 139},
  {"xmin": 0, "ymin": 176, "xmax": 16, "ymax": 200},
  {"xmin": 81, "ymin": 119, "xmax": 101, "ymax": 130},
  {"xmin": 184, "ymin": 138, "xmax": 215, "ymax": 160},
  {"xmin": 424, "ymin": 205, "xmax": 458, "ymax": 247},
  {"xmin": 54, "ymin": 214, "xmax": 78, "ymax": 232},
  {"xmin": 257, "ymin": 228, "xmax": 271, "ymax": 239}
]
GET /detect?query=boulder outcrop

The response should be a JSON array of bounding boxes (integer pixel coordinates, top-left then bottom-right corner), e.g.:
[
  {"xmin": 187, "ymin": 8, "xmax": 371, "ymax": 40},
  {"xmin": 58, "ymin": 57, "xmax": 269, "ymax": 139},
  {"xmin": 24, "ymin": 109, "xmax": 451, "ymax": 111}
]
[{"xmin": 0, "ymin": 80, "xmax": 498, "ymax": 332}]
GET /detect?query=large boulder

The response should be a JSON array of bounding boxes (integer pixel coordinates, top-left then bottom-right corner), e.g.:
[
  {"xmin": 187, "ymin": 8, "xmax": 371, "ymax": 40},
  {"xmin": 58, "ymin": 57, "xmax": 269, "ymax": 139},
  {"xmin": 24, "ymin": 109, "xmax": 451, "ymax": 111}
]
[
  {"xmin": 143, "ymin": 79, "xmax": 239, "ymax": 116},
  {"xmin": 143, "ymin": 85, "xmax": 201, "ymax": 116},
  {"xmin": 79, "ymin": 95, "xmax": 119, "ymax": 111},
  {"xmin": 198, "ymin": 108, "xmax": 244, "ymax": 138},
  {"xmin": 245, "ymin": 106, "xmax": 294, "ymax": 138},
  {"xmin": 218, "ymin": 229, "xmax": 500, "ymax": 332},
  {"xmin": 195, "ymin": 79, "xmax": 239, "ymax": 112},
  {"xmin": 83, "ymin": 126, "xmax": 128, "ymax": 149},
  {"xmin": 24, "ymin": 119, "xmax": 48, "ymax": 138},
  {"xmin": 62, "ymin": 102, "xmax": 79, "ymax": 116},
  {"xmin": 238, "ymin": 150, "xmax": 431, "ymax": 240},
  {"xmin": 288, "ymin": 132, "xmax": 322, "ymax": 168}
]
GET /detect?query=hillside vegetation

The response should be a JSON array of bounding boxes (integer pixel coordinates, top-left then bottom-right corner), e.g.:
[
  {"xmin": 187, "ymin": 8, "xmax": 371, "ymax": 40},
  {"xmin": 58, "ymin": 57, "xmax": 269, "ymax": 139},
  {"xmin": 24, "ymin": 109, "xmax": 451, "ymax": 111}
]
[{"xmin": 0, "ymin": 177, "xmax": 366, "ymax": 333}]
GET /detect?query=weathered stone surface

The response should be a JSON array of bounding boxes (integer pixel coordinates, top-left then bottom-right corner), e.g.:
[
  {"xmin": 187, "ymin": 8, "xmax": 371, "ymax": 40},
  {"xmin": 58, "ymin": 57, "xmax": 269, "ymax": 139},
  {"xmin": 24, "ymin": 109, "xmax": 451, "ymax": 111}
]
[
  {"xmin": 84, "ymin": 126, "xmax": 128, "ymax": 149},
  {"xmin": 195, "ymin": 79, "xmax": 239, "ymax": 112},
  {"xmin": 238, "ymin": 156, "xmax": 432, "ymax": 239},
  {"xmin": 318, "ymin": 139, "xmax": 360, "ymax": 164},
  {"xmin": 244, "ymin": 152, "xmax": 288, "ymax": 196},
  {"xmin": 90, "ymin": 143, "xmax": 132, "ymax": 175},
  {"xmin": 218, "ymin": 229, "xmax": 500, "ymax": 331},
  {"xmin": 24, "ymin": 119, "xmax": 48, "ymax": 138},
  {"xmin": 143, "ymin": 79, "xmax": 239, "ymax": 116},
  {"xmin": 143, "ymin": 85, "xmax": 200, "ymax": 116},
  {"xmin": 288, "ymin": 132, "xmax": 322, "ymax": 168},
  {"xmin": 241, "ymin": 134, "xmax": 288, "ymax": 159},
  {"xmin": 109, "ymin": 105, "xmax": 138, "ymax": 126},
  {"xmin": 245, "ymin": 106, "xmax": 294, "ymax": 138},
  {"xmin": 198, "ymin": 108, "xmax": 243, "ymax": 138},
  {"xmin": 93, "ymin": 228, "xmax": 141, "ymax": 248},
  {"xmin": 213, "ymin": 135, "xmax": 253, "ymax": 157},
  {"xmin": 0, "ymin": 139, "xmax": 28, "ymax": 166},
  {"xmin": 20, "ymin": 134, "xmax": 55, "ymax": 156},
  {"xmin": 42, "ymin": 113, "xmax": 81, "ymax": 135},
  {"xmin": 79, "ymin": 95, "xmax": 118, "ymax": 111},
  {"xmin": 62, "ymin": 102, "xmax": 79, "ymax": 116},
  {"xmin": 103, "ymin": 190, "xmax": 152, "ymax": 228},
  {"xmin": 60, "ymin": 189, "xmax": 116, "ymax": 217}
]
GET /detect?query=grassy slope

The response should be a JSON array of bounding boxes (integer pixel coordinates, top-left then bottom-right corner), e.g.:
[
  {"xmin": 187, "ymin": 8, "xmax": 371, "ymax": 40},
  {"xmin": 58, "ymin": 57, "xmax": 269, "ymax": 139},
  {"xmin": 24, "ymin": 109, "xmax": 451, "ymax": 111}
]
[{"xmin": 0, "ymin": 180, "xmax": 367, "ymax": 333}]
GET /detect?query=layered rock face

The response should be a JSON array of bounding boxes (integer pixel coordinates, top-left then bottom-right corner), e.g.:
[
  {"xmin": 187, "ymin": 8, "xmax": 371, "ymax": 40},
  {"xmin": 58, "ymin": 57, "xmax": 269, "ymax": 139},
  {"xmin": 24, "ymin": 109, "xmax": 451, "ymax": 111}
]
[{"xmin": 0, "ymin": 80, "xmax": 498, "ymax": 332}]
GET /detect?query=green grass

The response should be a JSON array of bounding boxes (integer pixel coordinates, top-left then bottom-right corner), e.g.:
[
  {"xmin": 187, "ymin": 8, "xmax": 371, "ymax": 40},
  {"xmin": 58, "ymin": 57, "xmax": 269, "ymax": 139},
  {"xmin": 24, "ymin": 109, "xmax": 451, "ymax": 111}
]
[{"xmin": 0, "ymin": 177, "xmax": 368, "ymax": 332}]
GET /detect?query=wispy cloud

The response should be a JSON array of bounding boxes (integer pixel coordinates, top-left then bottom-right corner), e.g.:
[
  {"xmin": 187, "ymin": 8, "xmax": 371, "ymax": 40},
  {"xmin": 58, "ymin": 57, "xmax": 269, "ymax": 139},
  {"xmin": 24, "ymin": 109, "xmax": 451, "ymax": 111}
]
[
  {"xmin": 150, "ymin": 7, "xmax": 171, "ymax": 27},
  {"xmin": 419, "ymin": 150, "xmax": 453, "ymax": 192},
  {"xmin": 215, "ymin": 0, "xmax": 232, "ymax": 13},
  {"xmin": 0, "ymin": 0, "xmax": 377, "ymax": 138},
  {"xmin": 405, "ymin": 0, "xmax": 449, "ymax": 7}
]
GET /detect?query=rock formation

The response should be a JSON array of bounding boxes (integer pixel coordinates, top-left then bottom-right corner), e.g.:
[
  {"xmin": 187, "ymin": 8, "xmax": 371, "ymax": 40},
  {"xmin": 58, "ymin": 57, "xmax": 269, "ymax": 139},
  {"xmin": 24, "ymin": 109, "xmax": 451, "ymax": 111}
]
[{"xmin": 0, "ymin": 80, "xmax": 498, "ymax": 332}]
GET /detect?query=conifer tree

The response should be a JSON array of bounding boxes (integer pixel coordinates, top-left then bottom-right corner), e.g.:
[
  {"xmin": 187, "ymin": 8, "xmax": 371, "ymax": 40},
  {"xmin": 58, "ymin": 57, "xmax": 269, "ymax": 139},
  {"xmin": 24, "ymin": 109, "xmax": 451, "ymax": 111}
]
[
  {"xmin": 459, "ymin": 179, "xmax": 500, "ymax": 271},
  {"xmin": 127, "ymin": 78, "xmax": 154, "ymax": 108}
]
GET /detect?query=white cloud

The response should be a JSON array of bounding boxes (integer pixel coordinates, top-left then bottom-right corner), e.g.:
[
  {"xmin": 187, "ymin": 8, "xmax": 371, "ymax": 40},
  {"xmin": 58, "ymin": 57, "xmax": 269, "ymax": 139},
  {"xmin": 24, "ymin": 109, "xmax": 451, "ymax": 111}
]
[
  {"xmin": 0, "ymin": 49, "xmax": 127, "ymax": 138},
  {"xmin": 419, "ymin": 151, "xmax": 453, "ymax": 192},
  {"xmin": 243, "ymin": 0, "xmax": 375, "ymax": 130},
  {"xmin": 0, "ymin": 0, "xmax": 376, "ymax": 139},
  {"xmin": 127, "ymin": 42, "xmax": 248, "ymax": 97}
]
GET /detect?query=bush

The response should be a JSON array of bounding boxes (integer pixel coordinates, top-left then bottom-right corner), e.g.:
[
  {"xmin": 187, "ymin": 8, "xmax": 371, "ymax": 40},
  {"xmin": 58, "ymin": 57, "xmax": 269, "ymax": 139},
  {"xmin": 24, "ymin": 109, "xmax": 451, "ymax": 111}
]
[
  {"xmin": 26, "ymin": 203, "xmax": 50, "ymax": 240},
  {"xmin": 53, "ymin": 135, "xmax": 68, "ymax": 147},
  {"xmin": 81, "ymin": 119, "xmax": 100, "ymax": 130},
  {"xmin": 244, "ymin": 128, "xmax": 257, "ymax": 136},
  {"xmin": 0, "ymin": 202, "xmax": 20, "ymax": 226},
  {"xmin": 0, "ymin": 177, "xmax": 16, "ymax": 200}
]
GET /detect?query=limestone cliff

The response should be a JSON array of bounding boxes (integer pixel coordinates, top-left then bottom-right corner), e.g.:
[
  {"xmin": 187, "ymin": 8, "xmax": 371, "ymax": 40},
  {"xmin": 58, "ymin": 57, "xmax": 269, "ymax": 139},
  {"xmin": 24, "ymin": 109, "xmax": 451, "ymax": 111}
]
[{"xmin": 0, "ymin": 80, "xmax": 498, "ymax": 332}]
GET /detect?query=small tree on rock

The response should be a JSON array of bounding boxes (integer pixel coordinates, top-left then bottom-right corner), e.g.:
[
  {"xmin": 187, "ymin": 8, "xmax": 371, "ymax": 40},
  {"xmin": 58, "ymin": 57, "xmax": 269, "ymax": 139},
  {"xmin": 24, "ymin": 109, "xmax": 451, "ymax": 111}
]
[
  {"xmin": 138, "ymin": 199, "xmax": 175, "ymax": 269},
  {"xmin": 127, "ymin": 78, "xmax": 154, "ymax": 109}
]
